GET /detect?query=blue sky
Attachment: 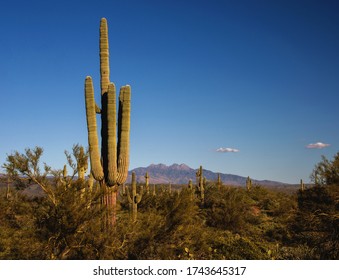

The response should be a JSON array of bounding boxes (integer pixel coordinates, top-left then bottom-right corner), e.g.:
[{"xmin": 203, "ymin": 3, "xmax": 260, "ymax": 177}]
[{"xmin": 1, "ymin": 0, "xmax": 338, "ymax": 183}]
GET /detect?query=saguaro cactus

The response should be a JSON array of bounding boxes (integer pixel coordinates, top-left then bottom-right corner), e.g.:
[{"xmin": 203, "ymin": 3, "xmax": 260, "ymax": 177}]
[
  {"xmin": 126, "ymin": 172, "xmax": 142, "ymax": 222},
  {"xmin": 168, "ymin": 182, "xmax": 172, "ymax": 194},
  {"xmin": 246, "ymin": 176, "xmax": 252, "ymax": 191},
  {"xmin": 76, "ymin": 146, "xmax": 88, "ymax": 180},
  {"xmin": 145, "ymin": 172, "xmax": 150, "ymax": 194},
  {"xmin": 6, "ymin": 176, "xmax": 11, "ymax": 200},
  {"xmin": 152, "ymin": 184, "xmax": 156, "ymax": 196},
  {"xmin": 188, "ymin": 179, "xmax": 194, "ymax": 200},
  {"xmin": 196, "ymin": 166, "xmax": 205, "ymax": 205},
  {"xmin": 300, "ymin": 179, "xmax": 305, "ymax": 191},
  {"xmin": 217, "ymin": 173, "xmax": 222, "ymax": 191},
  {"xmin": 84, "ymin": 18, "xmax": 131, "ymax": 226}
]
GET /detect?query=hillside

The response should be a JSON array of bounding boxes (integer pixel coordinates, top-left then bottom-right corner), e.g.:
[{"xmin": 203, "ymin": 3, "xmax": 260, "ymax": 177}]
[
  {"xmin": 0, "ymin": 163, "xmax": 291, "ymax": 189},
  {"xmin": 126, "ymin": 163, "xmax": 288, "ymax": 187}
]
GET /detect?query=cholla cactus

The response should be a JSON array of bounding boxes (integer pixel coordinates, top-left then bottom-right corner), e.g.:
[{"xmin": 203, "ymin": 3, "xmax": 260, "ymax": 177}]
[
  {"xmin": 196, "ymin": 166, "xmax": 205, "ymax": 205},
  {"xmin": 84, "ymin": 18, "xmax": 131, "ymax": 226},
  {"xmin": 126, "ymin": 172, "xmax": 142, "ymax": 222},
  {"xmin": 246, "ymin": 176, "xmax": 252, "ymax": 191}
]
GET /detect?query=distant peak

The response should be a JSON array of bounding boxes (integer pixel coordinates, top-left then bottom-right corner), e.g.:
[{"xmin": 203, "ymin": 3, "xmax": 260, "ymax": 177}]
[
  {"xmin": 148, "ymin": 163, "xmax": 167, "ymax": 168},
  {"xmin": 147, "ymin": 163, "xmax": 192, "ymax": 170},
  {"xmin": 169, "ymin": 163, "xmax": 192, "ymax": 170}
]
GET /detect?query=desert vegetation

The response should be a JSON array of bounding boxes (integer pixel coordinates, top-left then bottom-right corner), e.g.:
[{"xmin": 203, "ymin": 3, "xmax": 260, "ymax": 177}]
[
  {"xmin": 1, "ymin": 18, "xmax": 337, "ymax": 260},
  {"xmin": 0, "ymin": 147, "xmax": 338, "ymax": 259}
]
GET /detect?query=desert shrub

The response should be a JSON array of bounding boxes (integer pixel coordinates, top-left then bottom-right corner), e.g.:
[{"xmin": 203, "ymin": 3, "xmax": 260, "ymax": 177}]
[
  {"xmin": 290, "ymin": 185, "xmax": 339, "ymax": 259},
  {"xmin": 273, "ymin": 244, "xmax": 318, "ymax": 260},
  {"xmin": 32, "ymin": 181, "xmax": 107, "ymax": 259},
  {"xmin": 311, "ymin": 152, "xmax": 339, "ymax": 185},
  {"xmin": 204, "ymin": 187, "xmax": 252, "ymax": 233},
  {"xmin": 112, "ymin": 189, "xmax": 202, "ymax": 260},
  {"xmin": 0, "ymin": 191, "xmax": 44, "ymax": 259}
]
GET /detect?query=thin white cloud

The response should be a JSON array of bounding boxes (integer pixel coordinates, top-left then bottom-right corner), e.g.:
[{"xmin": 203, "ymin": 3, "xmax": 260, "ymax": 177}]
[
  {"xmin": 216, "ymin": 147, "xmax": 239, "ymax": 153},
  {"xmin": 306, "ymin": 142, "xmax": 330, "ymax": 149}
]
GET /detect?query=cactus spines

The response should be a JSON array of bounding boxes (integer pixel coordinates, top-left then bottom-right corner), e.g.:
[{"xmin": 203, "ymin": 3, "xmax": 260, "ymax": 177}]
[
  {"xmin": 196, "ymin": 166, "xmax": 205, "ymax": 205},
  {"xmin": 126, "ymin": 172, "xmax": 142, "ymax": 222},
  {"xmin": 246, "ymin": 176, "xmax": 252, "ymax": 191}
]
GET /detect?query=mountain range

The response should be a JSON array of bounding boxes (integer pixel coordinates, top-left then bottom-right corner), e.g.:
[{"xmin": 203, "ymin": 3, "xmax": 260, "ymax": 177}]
[{"xmin": 126, "ymin": 163, "xmax": 288, "ymax": 187}]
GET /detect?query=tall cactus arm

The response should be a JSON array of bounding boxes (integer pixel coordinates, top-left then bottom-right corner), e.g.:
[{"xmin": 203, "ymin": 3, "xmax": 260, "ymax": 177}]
[
  {"xmin": 188, "ymin": 179, "xmax": 193, "ymax": 190},
  {"xmin": 100, "ymin": 18, "xmax": 110, "ymax": 95},
  {"xmin": 116, "ymin": 85, "xmax": 131, "ymax": 185},
  {"xmin": 106, "ymin": 83, "xmax": 118, "ymax": 186},
  {"xmin": 126, "ymin": 186, "xmax": 133, "ymax": 204},
  {"xmin": 135, "ymin": 193, "xmax": 142, "ymax": 204},
  {"xmin": 85, "ymin": 76, "xmax": 104, "ymax": 181}
]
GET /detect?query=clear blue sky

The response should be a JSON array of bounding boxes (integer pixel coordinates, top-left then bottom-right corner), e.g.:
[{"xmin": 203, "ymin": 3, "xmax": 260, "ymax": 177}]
[{"xmin": 1, "ymin": 0, "xmax": 338, "ymax": 184}]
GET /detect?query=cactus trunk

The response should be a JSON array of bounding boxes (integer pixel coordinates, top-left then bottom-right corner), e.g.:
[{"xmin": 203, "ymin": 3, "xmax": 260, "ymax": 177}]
[{"xmin": 102, "ymin": 185, "xmax": 117, "ymax": 228}]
